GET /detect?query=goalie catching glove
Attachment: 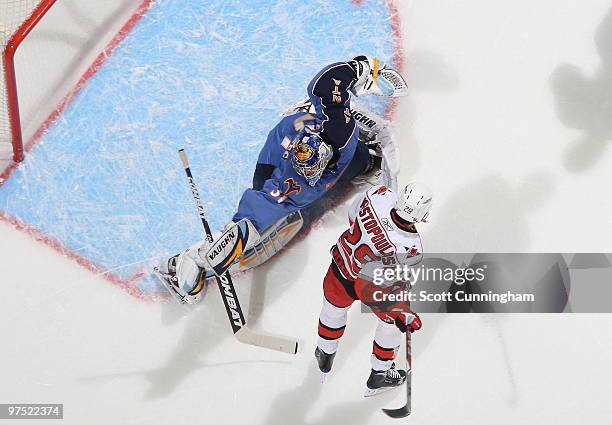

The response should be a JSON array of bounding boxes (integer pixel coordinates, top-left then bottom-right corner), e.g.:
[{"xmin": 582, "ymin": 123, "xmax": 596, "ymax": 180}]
[{"xmin": 350, "ymin": 55, "xmax": 408, "ymax": 97}]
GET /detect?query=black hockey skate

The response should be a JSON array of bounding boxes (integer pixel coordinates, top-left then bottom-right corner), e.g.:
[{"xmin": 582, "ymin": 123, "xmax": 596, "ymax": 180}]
[
  {"xmin": 314, "ymin": 347, "xmax": 336, "ymax": 374},
  {"xmin": 364, "ymin": 363, "xmax": 407, "ymax": 397}
]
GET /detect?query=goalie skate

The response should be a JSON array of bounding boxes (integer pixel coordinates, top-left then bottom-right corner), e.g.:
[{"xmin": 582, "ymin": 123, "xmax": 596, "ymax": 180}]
[
  {"xmin": 154, "ymin": 252, "xmax": 208, "ymax": 304},
  {"xmin": 153, "ymin": 266, "xmax": 203, "ymax": 305}
]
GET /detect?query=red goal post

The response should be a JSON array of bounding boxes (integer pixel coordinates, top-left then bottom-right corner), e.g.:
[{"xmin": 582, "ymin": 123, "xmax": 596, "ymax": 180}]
[{"xmin": 1, "ymin": 0, "xmax": 57, "ymax": 163}]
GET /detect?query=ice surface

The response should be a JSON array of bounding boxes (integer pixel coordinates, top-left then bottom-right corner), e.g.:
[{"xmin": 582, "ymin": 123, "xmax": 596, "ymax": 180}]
[{"xmin": 1, "ymin": 0, "xmax": 612, "ymax": 424}]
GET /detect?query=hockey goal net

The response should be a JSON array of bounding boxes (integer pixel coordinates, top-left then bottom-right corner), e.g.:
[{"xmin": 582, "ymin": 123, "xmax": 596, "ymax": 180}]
[{"xmin": 1, "ymin": 0, "xmax": 56, "ymax": 162}]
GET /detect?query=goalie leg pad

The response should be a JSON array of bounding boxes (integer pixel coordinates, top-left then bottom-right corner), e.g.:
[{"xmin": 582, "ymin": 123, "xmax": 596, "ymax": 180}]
[
  {"xmin": 201, "ymin": 212, "xmax": 304, "ymax": 281},
  {"xmin": 238, "ymin": 211, "xmax": 303, "ymax": 270},
  {"xmin": 204, "ymin": 218, "xmax": 261, "ymax": 277}
]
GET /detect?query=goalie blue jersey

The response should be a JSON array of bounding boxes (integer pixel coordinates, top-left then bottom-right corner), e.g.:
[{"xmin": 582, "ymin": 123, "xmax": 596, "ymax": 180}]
[{"xmin": 232, "ymin": 61, "xmax": 367, "ymax": 232}]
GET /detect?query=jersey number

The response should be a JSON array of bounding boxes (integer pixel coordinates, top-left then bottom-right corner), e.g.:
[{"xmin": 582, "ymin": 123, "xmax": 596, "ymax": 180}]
[{"xmin": 339, "ymin": 222, "xmax": 378, "ymax": 274}]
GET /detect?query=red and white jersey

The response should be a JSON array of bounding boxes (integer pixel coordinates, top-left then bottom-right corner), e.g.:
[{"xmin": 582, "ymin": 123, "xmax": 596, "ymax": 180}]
[{"xmin": 331, "ymin": 185, "xmax": 423, "ymax": 281}]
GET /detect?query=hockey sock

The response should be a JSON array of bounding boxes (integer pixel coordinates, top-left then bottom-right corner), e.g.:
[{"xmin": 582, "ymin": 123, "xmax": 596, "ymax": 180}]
[
  {"xmin": 317, "ymin": 298, "xmax": 350, "ymax": 354},
  {"xmin": 370, "ymin": 319, "xmax": 401, "ymax": 371}
]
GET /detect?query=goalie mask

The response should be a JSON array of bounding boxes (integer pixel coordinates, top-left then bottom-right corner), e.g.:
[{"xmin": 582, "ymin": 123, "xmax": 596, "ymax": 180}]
[{"xmin": 291, "ymin": 131, "xmax": 332, "ymax": 187}]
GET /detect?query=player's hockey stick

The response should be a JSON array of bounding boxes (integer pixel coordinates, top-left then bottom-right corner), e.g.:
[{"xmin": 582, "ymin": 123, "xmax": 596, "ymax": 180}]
[
  {"xmin": 178, "ymin": 149, "xmax": 298, "ymax": 355},
  {"xmin": 382, "ymin": 328, "xmax": 412, "ymax": 418}
]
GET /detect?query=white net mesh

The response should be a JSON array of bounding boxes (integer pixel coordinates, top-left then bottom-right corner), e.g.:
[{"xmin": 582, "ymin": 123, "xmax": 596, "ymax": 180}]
[{"xmin": 1, "ymin": 0, "xmax": 45, "ymax": 151}]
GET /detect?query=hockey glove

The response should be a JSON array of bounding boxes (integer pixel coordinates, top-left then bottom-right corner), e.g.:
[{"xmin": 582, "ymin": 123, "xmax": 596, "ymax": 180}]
[{"xmin": 392, "ymin": 310, "xmax": 422, "ymax": 333}]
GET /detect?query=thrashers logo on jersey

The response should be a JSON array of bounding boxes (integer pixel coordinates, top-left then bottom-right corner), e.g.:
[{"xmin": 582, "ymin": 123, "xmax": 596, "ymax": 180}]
[
  {"xmin": 269, "ymin": 178, "xmax": 302, "ymax": 204},
  {"xmin": 282, "ymin": 178, "xmax": 301, "ymax": 197}
]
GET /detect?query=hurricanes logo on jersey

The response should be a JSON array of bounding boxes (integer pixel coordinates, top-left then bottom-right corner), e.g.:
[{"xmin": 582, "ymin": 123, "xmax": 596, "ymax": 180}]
[
  {"xmin": 407, "ymin": 246, "xmax": 420, "ymax": 257},
  {"xmin": 374, "ymin": 187, "xmax": 389, "ymax": 196}
]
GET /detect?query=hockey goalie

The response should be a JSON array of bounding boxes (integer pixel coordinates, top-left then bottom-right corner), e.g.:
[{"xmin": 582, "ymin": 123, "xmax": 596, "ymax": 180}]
[{"xmin": 155, "ymin": 55, "xmax": 409, "ymax": 303}]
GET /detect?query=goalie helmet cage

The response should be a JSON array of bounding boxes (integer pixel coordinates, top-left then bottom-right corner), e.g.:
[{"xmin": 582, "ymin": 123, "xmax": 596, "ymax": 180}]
[{"xmin": 1, "ymin": 0, "xmax": 57, "ymax": 163}]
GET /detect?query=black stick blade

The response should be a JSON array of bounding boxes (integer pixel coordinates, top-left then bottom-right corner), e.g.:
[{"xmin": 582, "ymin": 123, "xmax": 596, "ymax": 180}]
[{"xmin": 382, "ymin": 405, "xmax": 411, "ymax": 418}]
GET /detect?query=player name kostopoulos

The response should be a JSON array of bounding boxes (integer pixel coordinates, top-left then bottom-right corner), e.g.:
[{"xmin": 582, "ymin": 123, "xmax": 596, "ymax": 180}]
[{"xmin": 373, "ymin": 290, "xmax": 535, "ymax": 304}]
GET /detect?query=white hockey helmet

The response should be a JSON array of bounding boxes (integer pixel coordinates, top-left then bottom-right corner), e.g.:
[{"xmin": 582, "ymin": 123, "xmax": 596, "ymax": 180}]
[{"xmin": 395, "ymin": 182, "xmax": 433, "ymax": 223}]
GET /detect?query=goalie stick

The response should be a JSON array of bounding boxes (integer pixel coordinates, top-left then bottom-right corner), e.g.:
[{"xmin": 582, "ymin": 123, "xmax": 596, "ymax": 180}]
[
  {"xmin": 178, "ymin": 149, "xmax": 298, "ymax": 355},
  {"xmin": 382, "ymin": 324, "xmax": 412, "ymax": 418}
]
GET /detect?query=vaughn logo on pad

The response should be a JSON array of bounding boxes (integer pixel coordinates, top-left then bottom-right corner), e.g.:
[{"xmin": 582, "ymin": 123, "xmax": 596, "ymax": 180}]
[
  {"xmin": 205, "ymin": 219, "xmax": 260, "ymax": 277},
  {"xmin": 208, "ymin": 232, "xmax": 235, "ymax": 261}
]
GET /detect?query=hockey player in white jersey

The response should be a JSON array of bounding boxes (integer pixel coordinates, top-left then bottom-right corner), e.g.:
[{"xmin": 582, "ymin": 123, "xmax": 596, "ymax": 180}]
[{"xmin": 314, "ymin": 182, "xmax": 432, "ymax": 397}]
